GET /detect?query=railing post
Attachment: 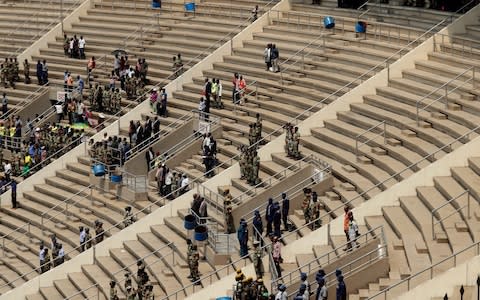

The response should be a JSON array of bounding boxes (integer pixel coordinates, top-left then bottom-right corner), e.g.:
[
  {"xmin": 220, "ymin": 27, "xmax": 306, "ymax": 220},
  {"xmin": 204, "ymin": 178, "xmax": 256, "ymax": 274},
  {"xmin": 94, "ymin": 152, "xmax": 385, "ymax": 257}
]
[
  {"xmin": 467, "ymin": 192, "xmax": 471, "ymax": 219},
  {"xmin": 383, "ymin": 121, "xmax": 386, "ymax": 144},
  {"xmin": 432, "ymin": 214, "xmax": 435, "ymax": 240},
  {"xmin": 445, "ymin": 85, "xmax": 448, "ymax": 109},
  {"xmin": 473, "ymin": 67, "xmax": 476, "ymax": 89}
]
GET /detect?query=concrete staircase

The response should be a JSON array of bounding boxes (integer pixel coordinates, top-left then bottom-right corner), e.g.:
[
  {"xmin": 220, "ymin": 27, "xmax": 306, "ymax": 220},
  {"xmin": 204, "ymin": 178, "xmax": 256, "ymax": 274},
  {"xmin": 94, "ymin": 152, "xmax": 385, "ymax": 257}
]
[
  {"xmin": 8, "ymin": 0, "xmax": 273, "ymax": 124},
  {"xmin": 290, "ymin": 0, "xmax": 463, "ymax": 30},
  {"xmin": 346, "ymin": 156, "xmax": 480, "ymax": 299}
]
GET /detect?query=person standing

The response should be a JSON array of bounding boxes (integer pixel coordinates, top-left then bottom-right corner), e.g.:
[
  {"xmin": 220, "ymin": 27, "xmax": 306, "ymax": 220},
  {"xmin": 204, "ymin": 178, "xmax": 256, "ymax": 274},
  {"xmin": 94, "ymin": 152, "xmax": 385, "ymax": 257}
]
[
  {"xmin": 56, "ymin": 243, "xmax": 65, "ymax": 266},
  {"xmin": 79, "ymin": 36, "xmax": 86, "ymax": 59},
  {"xmin": 10, "ymin": 179, "xmax": 16, "ymax": 209},
  {"xmin": 343, "ymin": 206, "xmax": 351, "ymax": 251},
  {"xmin": 237, "ymin": 219, "xmax": 249, "ymax": 257},
  {"xmin": 36, "ymin": 60, "xmax": 42, "ymax": 85},
  {"xmin": 347, "ymin": 211, "xmax": 360, "ymax": 250},
  {"xmin": 146, "ymin": 147, "xmax": 154, "ymax": 171},
  {"xmin": 264, "ymin": 44, "xmax": 272, "ymax": 71},
  {"xmin": 273, "ymin": 203, "xmax": 282, "ymax": 238},
  {"xmin": 23, "ymin": 59, "xmax": 30, "ymax": 84},
  {"xmin": 253, "ymin": 210, "xmax": 263, "ymax": 243},
  {"xmin": 41, "ymin": 248, "xmax": 51, "ymax": 273},
  {"xmin": 336, "ymin": 275, "xmax": 347, "ymax": 300},
  {"xmin": 281, "ymin": 192, "xmax": 289, "ymax": 231},
  {"xmin": 252, "ymin": 240, "xmax": 264, "ymax": 278},
  {"xmin": 41, "ymin": 60, "xmax": 48, "ymax": 85},
  {"xmin": 190, "ymin": 245, "xmax": 200, "ymax": 284},
  {"xmin": 199, "ymin": 197, "xmax": 208, "ymax": 222},
  {"xmin": 275, "ymin": 284, "xmax": 287, "ymax": 300},
  {"xmin": 110, "ymin": 280, "xmax": 119, "ymax": 300},
  {"xmin": 316, "ymin": 277, "xmax": 328, "ymax": 300},
  {"xmin": 272, "ymin": 236, "xmax": 282, "ymax": 277},
  {"xmin": 265, "ymin": 197, "xmax": 274, "ymax": 236},
  {"xmin": 79, "ymin": 226, "xmax": 86, "ymax": 252},
  {"xmin": 271, "ymin": 44, "xmax": 279, "ymax": 73}
]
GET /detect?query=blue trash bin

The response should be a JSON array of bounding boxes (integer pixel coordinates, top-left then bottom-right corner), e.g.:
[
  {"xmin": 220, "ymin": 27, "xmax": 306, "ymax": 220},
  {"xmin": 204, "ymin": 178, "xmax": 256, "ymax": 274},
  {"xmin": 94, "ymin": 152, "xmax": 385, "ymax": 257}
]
[
  {"xmin": 194, "ymin": 225, "xmax": 208, "ymax": 242},
  {"xmin": 355, "ymin": 21, "xmax": 367, "ymax": 33},
  {"xmin": 152, "ymin": 0, "xmax": 161, "ymax": 8},
  {"xmin": 111, "ymin": 174, "xmax": 122, "ymax": 184},
  {"xmin": 324, "ymin": 16, "xmax": 335, "ymax": 29},
  {"xmin": 184, "ymin": 214, "xmax": 196, "ymax": 230},
  {"xmin": 216, "ymin": 297, "xmax": 232, "ymax": 300},
  {"xmin": 184, "ymin": 2, "xmax": 195, "ymax": 12},
  {"xmin": 92, "ymin": 164, "xmax": 105, "ymax": 177}
]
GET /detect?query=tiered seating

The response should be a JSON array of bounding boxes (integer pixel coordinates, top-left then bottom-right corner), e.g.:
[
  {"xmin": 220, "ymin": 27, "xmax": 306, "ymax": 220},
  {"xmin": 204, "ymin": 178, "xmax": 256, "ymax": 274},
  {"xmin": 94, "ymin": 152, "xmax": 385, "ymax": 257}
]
[
  {"xmin": 6, "ymin": 0, "xmax": 270, "ymax": 122},
  {"xmin": 8, "ymin": 2, "xmax": 479, "ymax": 300},
  {"xmin": 291, "ymin": 0, "xmax": 462, "ymax": 30},
  {"xmin": 346, "ymin": 156, "xmax": 480, "ymax": 299},
  {"xmin": 0, "ymin": 0, "xmax": 84, "ymax": 107}
]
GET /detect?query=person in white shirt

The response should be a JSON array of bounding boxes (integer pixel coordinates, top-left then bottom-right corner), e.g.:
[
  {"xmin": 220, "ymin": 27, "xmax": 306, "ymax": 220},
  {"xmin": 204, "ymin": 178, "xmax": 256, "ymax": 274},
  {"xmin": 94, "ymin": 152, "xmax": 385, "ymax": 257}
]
[
  {"xmin": 55, "ymin": 102, "xmax": 64, "ymax": 123},
  {"xmin": 316, "ymin": 278, "xmax": 328, "ymax": 300},
  {"xmin": 57, "ymin": 244, "xmax": 65, "ymax": 266},
  {"xmin": 165, "ymin": 170, "xmax": 173, "ymax": 196},
  {"xmin": 180, "ymin": 174, "xmax": 189, "ymax": 195},
  {"xmin": 79, "ymin": 226, "xmax": 86, "ymax": 252},
  {"xmin": 79, "ymin": 36, "xmax": 86, "ymax": 59},
  {"xmin": 275, "ymin": 284, "xmax": 287, "ymax": 300},
  {"xmin": 4, "ymin": 162, "xmax": 11, "ymax": 181}
]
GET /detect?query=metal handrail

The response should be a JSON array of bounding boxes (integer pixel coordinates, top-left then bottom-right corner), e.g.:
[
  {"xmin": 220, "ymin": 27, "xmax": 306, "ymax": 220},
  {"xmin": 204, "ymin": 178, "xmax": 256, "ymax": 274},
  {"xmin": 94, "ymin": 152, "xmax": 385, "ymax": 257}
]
[
  {"xmin": 148, "ymin": 111, "xmax": 222, "ymax": 170},
  {"xmin": 40, "ymin": 184, "xmax": 95, "ymax": 234},
  {"xmin": 93, "ymin": 0, "xmax": 279, "ymax": 136},
  {"xmin": 416, "ymin": 66, "xmax": 475, "ymax": 126},
  {"xmin": 194, "ymin": 153, "xmax": 319, "ymax": 216},
  {"xmin": 124, "ymin": 110, "xmax": 194, "ymax": 160},
  {"xmin": 289, "ymin": 123, "xmax": 480, "ymax": 245},
  {"xmin": 4, "ymin": 84, "xmax": 50, "ymax": 120},
  {"xmin": 0, "ymin": 222, "xmax": 31, "ymax": 257},
  {"xmin": 355, "ymin": 120, "xmax": 386, "ymax": 158},
  {"xmin": 431, "ymin": 189, "xmax": 471, "ymax": 240},
  {"xmin": 304, "ymin": 244, "xmax": 388, "ymax": 298},
  {"xmin": 222, "ymin": 2, "xmax": 462, "ymax": 180},
  {"xmin": 272, "ymin": 225, "xmax": 384, "ymax": 291},
  {"xmin": 0, "ymin": 135, "xmax": 85, "ymax": 192},
  {"xmin": 5, "ymin": 0, "xmax": 85, "ymax": 59},
  {"xmin": 64, "ymin": 242, "xmax": 175, "ymax": 300},
  {"xmin": 367, "ymin": 240, "xmax": 480, "ymax": 299},
  {"xmin": 241, "ymin": 165, "xmax": 332, "ymax": 223},
  {"xmin": 121, "ymin": 170, "xmax": 148, "ymax": 194}
]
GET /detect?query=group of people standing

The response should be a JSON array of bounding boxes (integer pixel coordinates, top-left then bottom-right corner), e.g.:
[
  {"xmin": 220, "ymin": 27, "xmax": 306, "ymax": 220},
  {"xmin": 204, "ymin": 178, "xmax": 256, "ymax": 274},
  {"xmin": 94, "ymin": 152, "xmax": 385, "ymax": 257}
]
[
  {"xmin": 1, "ymin": 57, "xmax": 21, "ymax": 89},
  {"xmin": 284, "ymin": 123, "xmax": 301, "ymax": 159},
  {"xmin": 264, "ymin": 43, "xmax": 280, "ymax": 73},
  {"xmin": 109, "ymin": 261, "xmax": 154, "ymax": 300},
  {"xmin": 39, "ymin": 235, "xmax": 65, "ymax": 274},
  {"xmin": 63, "ymin": 34, "xmax": 86, "ymax": 59}
]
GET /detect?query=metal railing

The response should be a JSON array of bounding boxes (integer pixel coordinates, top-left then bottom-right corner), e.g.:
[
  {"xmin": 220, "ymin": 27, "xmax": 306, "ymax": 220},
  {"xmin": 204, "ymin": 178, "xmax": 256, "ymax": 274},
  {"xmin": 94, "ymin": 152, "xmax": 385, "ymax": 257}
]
[
  {"xmin": 272, "ymin": 225, "xmax": 385, "ymax": 291},
  {"xmin": 93, "ymin": 0, "xmax": 278, "ymax": 136},
  {"xmin": 124, "ymin": 110, "xmax": 194, "ymax": 161},
  {"xmin": 0, "ymin": 222, "xmax": 32, "ymax": 257},
  {"xmin": 148, "ymin": 111, "xmax": 222, "ymax": 171},
  {"xmin": 194, "ymin": 153, "xmax": 320, "ymax": 216},
  {"xmin": 355, "ymin": 120, "xmax": 387, "ymax": 158},
  {"xmin": 306, "ymin": 244, "xmax": 388, "ymax": 298},
  {"xmin": 122, "ymin": 170, "xmax": 147, "ymax": 194},
  {"xmin": 431, "ymin": 189, "xmax": 471, "ymax": 240},
  {"xmin": 285, "ymin": 123, "xmax": 480, "ymax": 249},
  {"xmin": 434, "ymin": 32, "xmax": 480, "ymax": 58},
  {"xmin": 3, "ymin": 84, "xmax": 50, "ymax": 120},
  {"xmin": 3, "ymin": 0, "xmax": 85, "ymax": 59},
  {"xmin": 40, "ymin": 184, "xmax": 95, "ymax": 235},
  {"xmin": 368, "ymin": 240, "xmax": 480, "ymax": 299},
  {"xmin": 241, "ymin": 165, "xmax": 332, "ymax": 224},
  {"xmin": 416, "ymin": 66, "xmax": 476, "ymax": 126},
  {"xmin": 64, "ymin": 241, "xmax": 175, "ymax": 300}
]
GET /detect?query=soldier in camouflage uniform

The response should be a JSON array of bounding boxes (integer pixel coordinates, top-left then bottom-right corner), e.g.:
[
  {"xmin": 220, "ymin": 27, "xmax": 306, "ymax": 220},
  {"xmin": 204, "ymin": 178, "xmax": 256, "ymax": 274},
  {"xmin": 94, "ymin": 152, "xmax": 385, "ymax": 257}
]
[
  {"xmin": 255, "ymin": 113, "xmax": 262, "ymax": 145},
  {"xmin": 252, "ymin": 240, "xmax": 264, "ymax": 278},
  {"xmin": 109, "ymin": 280, "xmax": 119, "ymax": 300},
  {"xmin": 114, "ymin": 88, "xmax": 122, "ymax": 113},
  {"xmin": 292, "ymin": 126, "xmax": 301, "ymax": 159},
  {"xmin": 123, "ymin": 206, "xmax": 134, "ymax": 227},
  {"xmin": 189, "ymin": 244, "xmax": 200, "ymax": 284},
  {"xmin": 13, "ymin": 58, "xmax": 19, "ymax": 82},
  {"xmin": 302, "ymin": 188, "xmax": 312, "ymax": 226},
  {"xmin": 234, "ymin": 270, "xmax": 245, "ymax": 300},
  {"xmin": 248, "ymin": 123, "xmax": 256, "ymax": 146},
  {"xmin": 23, "ymin": 59, "xmax": 30, "ymax": 84},
  {"xmin": 90, "ymin": 84, "xmax": 98, "ymax": 109},
  {"xmin": 0, "ymin": 64, "xmax": 5, "ymax": 88},
  {"xmin": 249, "ymin": 150, "xmax": 260, "ymax": 186},
  {"xmin": 284, "ymin": 123, "xmax": 293, "ymax": 157},
  {"xmin": 310, "ymin": 191, "xmax": 321, "ymax": 229},
  {"xmin": 7, "ymin": 58, "xmax": 15, "ymax": 89},
  {"xmin": 239, "ymin": 145, "xmax": 247, "ymax": 180},
  {"xmin": 102, "ymin": 86, "xmax": 110, "ymax": 113},
  {"xmin": 244, "ymin": 148, "xmax": 252, "ymax": 183}
]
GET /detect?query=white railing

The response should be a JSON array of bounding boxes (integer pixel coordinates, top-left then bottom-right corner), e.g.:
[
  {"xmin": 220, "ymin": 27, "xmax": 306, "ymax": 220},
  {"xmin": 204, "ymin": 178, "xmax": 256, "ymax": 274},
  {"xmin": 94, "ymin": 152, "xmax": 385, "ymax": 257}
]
[
  {"xmin": 431, "ymin": 189, "xmax": 471, "ymax": 240},
  {"xmin": 416, "ymin": 66, "xmax": 476, "ymax": 126}
]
